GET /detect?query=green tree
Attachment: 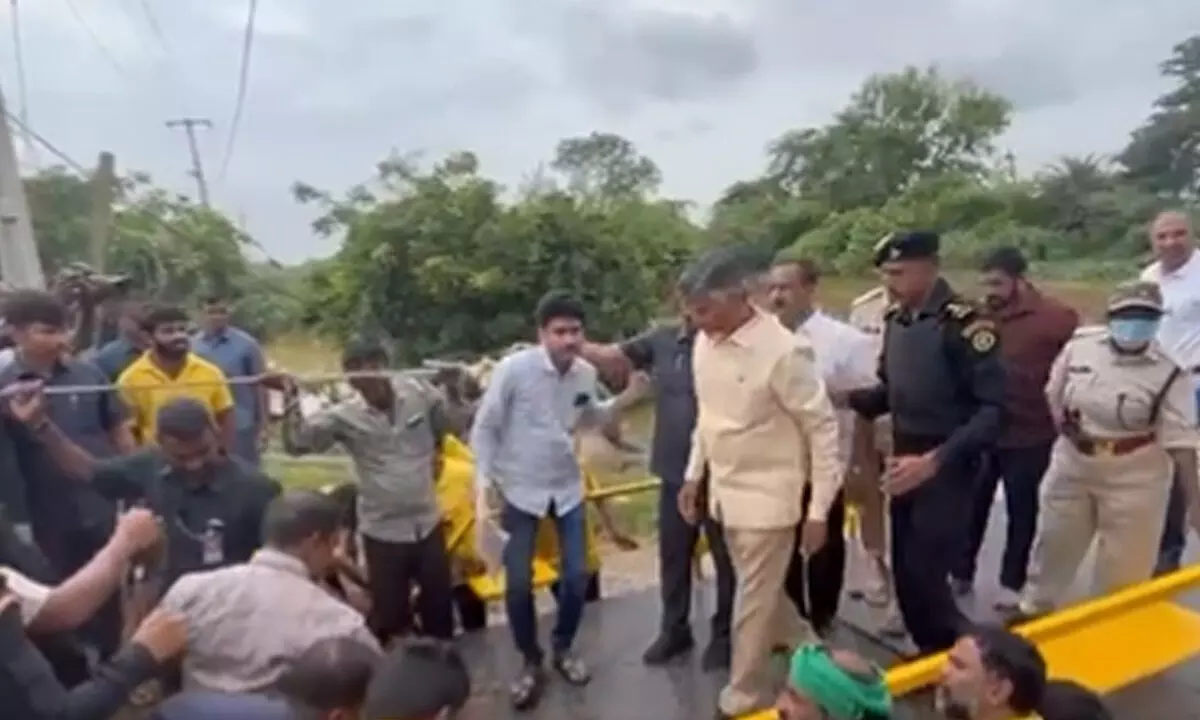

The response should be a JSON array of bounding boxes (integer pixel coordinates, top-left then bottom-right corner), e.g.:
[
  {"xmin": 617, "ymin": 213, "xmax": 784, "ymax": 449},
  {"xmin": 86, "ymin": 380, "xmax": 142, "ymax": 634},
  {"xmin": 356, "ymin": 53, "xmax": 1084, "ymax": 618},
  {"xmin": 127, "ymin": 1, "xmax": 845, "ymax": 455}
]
[
  {"xmin": 550, "ymin": 132, "xmax": 663, "ymax": 203},
  {"xmin": 1118, "ymin": 35, "xmax": 1200, "ymax": 197},
  {"xmin": 765, "ymin": 66, "xmax": 1013, "ymax": 210},
  {"xmin": 294, "ymin": 143, "xmax": 697, "ymax": 363}
]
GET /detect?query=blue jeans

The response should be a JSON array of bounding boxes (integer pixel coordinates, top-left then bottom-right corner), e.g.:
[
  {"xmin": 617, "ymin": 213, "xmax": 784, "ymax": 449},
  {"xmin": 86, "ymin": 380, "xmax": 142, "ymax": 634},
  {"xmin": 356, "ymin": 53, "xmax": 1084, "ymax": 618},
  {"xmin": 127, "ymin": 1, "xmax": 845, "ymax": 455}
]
[
  {"xmin": 502, "ymin": 500, "xmax": 588, "ymax": 664},
  {"xmin": 1156, "ymin": 385, "xmax": 1200, "ymax": 575}
]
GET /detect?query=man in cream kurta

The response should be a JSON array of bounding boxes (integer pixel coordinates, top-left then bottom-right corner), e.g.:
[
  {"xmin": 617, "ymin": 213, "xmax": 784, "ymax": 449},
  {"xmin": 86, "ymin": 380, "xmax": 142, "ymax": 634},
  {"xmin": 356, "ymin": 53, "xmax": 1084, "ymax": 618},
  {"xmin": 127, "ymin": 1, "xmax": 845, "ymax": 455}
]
[{"xmin": 679, "ymin": 266, "xmax": 843, "ymax": 717}]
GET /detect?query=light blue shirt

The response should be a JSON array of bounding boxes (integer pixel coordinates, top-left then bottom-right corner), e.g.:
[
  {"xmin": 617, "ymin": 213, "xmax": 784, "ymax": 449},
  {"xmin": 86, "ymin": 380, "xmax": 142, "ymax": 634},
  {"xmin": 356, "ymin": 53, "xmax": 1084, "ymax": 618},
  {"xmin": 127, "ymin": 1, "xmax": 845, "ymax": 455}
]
[
  {"xmin": 192, "ymin": 327, "xmax": 266, "ymax": 431},
  {"xmin": 469, "ymin": 346, "xmax": 611, "ymax": 518}
]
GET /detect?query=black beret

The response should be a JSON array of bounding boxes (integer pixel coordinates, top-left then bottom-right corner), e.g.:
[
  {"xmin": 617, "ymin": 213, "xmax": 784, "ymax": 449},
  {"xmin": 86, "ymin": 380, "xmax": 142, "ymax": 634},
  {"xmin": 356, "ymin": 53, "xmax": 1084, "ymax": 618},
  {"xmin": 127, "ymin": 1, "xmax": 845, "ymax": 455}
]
[{"xmin": 873, "ymin": 231, "xmax": 940, "ymax": 267}]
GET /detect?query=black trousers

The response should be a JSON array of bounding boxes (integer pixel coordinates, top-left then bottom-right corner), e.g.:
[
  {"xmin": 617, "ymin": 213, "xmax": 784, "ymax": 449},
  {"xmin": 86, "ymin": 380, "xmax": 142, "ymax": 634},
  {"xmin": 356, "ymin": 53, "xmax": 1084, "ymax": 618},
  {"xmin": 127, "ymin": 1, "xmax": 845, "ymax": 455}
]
[
  {"xmin": 362, "ymin": 529, "xmax": 455, "ymax": 642},
  {"xmin": 891, "ymin": 435, "xmax": 975, "ymax": 654},
  {"xmin": 658, "ymin": 480, "xmax": 735, "ymax": 642},
  {"xmin": 784, "ymin": 487, "xmax": 847, "ymax": 633},
  {"xmin": 953, "ymin": 442, "xmax": 1052, "ymax": 591}
]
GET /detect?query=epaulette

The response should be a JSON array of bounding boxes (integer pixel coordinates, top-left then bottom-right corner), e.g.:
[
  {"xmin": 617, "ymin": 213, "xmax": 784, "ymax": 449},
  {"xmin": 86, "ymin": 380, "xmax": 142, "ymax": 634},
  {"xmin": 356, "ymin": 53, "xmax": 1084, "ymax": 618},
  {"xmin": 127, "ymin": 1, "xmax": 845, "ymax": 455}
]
[
  {"xmin": 942, "ymin": 299, "xmax": 978, "ymax": 322},
  {"xmin": 850, "ymin": 286, "xmax": 886, "ymax": 307}
]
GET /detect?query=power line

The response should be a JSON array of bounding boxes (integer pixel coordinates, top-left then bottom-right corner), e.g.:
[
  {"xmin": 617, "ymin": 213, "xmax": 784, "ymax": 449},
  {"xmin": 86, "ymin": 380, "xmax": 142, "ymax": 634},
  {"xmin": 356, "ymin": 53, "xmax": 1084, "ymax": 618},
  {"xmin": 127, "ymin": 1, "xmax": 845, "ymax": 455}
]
[
  {"xmin": 2, "ymin": 110, "xmax": 283, "ymax": 265},
  {"xmin": 8, "ymin": 0, "xmax": 35, "ymax": 165},
  {"xmin": 216, "ymin": 0, "xmax": 258, "ymax": 183},
  {"xmin": 61, "ymin": 0, "xmax": 135, "ymax": 80},
  {"xmin": 135, "ymin": 0, "xmax": 170, "ymax": 52},
  {"xmin": 1, "ymin": 108, "xmax": 88, "ymax": 174}
]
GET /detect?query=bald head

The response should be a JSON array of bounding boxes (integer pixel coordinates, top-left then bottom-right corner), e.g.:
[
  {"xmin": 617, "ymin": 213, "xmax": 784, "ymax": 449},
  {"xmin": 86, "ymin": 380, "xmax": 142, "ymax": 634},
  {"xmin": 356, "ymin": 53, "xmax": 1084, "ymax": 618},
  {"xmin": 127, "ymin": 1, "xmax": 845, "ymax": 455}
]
[{"xmin": 1150, "ymin": 210, "xmax": 1195, "ymax": 272}]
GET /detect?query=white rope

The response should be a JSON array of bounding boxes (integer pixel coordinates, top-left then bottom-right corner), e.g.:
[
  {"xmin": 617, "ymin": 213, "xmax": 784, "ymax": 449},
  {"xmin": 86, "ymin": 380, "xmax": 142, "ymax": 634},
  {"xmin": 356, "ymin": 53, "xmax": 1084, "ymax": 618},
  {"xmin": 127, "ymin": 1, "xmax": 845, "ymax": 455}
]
[{"xmin": 0, "ymin": 368, "xmax": 437, "ymax": 398}]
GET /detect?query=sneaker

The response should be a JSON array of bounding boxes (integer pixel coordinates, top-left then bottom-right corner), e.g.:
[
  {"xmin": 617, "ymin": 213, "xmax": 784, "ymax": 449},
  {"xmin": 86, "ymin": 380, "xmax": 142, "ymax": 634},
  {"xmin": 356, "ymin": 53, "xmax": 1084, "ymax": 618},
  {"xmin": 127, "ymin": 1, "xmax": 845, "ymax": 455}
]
[
  {"xmin": 510, "ymin": 662, "xmax": 545, "ymax": 711},
  {"xmin": 552, "ymin": 650, "xmax": 591, "ymax": 686},
  {"xmin": 642, "ymin": 631, "xmax": 694, "ymax": 665}
]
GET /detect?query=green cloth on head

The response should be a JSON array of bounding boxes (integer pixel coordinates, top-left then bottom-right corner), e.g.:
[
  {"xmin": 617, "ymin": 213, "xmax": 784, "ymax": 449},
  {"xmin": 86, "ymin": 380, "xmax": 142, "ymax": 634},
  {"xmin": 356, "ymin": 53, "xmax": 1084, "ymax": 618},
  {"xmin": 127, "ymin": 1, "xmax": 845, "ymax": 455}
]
[{"xmin": 788, "ymin": 643, "xmax": 892, "ymax": 719}]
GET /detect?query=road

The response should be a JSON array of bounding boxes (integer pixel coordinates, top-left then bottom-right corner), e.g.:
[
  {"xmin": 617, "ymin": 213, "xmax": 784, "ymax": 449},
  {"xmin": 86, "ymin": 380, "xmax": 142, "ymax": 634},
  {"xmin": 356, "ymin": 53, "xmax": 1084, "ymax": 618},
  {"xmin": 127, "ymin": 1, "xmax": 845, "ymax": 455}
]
[{"xmin": 455, "ymin": 494, "xmax": 1200, "ymax": 720}]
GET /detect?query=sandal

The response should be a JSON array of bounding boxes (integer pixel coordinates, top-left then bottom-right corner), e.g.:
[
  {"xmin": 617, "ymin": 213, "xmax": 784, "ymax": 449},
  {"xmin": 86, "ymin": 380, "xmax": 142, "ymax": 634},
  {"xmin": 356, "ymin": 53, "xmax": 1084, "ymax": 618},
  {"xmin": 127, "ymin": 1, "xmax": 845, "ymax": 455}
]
[
  {"xmin": 552, "ymin": 651, "xmax": 591, "ymax": 686},
  {"xmin": 510, "ymin": 663, "xmax": 544, "ymax": 710}
]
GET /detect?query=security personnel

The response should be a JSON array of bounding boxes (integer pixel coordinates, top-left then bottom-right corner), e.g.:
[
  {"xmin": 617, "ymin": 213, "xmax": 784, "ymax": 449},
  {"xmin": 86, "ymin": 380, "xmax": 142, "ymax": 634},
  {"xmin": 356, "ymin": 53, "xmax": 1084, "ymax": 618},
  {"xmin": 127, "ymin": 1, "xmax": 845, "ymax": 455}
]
[
  {"xmin": 844, "ymin": 230, "xmax": 1006, "ymax": 654},
  {"xmin": 6, "ymin": 393, "xmax": 279, "ymax": 600},
  {"xmin": 1019, "ymin": 282, "xmax": 1199, "ymax": 616}
]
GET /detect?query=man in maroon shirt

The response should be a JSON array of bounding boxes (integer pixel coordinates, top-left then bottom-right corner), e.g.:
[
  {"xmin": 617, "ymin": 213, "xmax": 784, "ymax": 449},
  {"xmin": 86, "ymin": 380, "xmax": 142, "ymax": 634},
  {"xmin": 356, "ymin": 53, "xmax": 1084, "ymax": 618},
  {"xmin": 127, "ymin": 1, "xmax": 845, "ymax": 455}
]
[{"xmin": 951, "ymin": 246, "xmax": 1079, "ymax": 609}]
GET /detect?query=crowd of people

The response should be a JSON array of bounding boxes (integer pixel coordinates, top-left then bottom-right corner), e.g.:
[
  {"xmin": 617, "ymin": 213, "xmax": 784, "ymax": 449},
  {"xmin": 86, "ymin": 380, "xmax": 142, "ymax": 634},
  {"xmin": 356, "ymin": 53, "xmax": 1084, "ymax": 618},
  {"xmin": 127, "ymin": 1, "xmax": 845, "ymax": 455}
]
[{"xmin": 0, "ymin": 207, "xmax": 1194, "ymax": 720}]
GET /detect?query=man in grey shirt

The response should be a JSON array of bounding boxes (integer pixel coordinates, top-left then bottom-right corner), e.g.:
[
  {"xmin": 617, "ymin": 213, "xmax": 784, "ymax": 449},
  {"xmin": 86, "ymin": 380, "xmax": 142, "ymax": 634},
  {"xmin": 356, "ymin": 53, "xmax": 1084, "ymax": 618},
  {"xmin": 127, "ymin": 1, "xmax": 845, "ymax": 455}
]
[
  {"xmin": 470, "ymin": 291, "xmax": 612, "ymax": 711},
  {"xmin": 279, "ymin": 340, "xmax": 455, "ymax": 643}
]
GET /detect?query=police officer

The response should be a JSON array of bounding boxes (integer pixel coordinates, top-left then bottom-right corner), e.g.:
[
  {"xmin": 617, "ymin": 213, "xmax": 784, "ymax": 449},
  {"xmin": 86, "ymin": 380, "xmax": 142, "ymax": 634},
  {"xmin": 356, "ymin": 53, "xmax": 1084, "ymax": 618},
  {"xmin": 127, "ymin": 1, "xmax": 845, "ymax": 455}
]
[
  {"xmin": 843, "ymin": 230, "xmax": 1006, "ymax": 654},
  {"xmin": 1020, "ymin": 282, "xmax": 1199, "ymax": 616}
]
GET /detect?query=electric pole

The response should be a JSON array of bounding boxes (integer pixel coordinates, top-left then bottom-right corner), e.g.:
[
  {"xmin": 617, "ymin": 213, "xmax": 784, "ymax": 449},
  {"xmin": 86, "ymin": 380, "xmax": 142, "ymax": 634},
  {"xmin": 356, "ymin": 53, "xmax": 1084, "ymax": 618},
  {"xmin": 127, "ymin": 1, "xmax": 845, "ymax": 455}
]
[
  {"xmin": 165, "ymin": 117, "xmax": 213, "ymax": 206},
  {"xmin": 0, "ymin": 85, "xmax": 44, "ymax": 289},
  {"xmin": 89, "ymin": 152, "xmax": 116, "ymax": 271}
]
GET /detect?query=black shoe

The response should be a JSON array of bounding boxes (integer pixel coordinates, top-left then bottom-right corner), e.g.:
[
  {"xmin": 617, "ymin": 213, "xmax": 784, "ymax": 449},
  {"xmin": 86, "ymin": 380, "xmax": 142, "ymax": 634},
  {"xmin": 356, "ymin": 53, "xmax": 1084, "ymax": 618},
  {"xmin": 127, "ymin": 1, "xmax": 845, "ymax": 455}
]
[
  {"xmin": 701, "ymin": 638, "xmax": 730, "ymax": 671},
  {"xmin": 642, "ymin": 631, "xmax": 694, "ymax": 665},
  {"xmin": 552, "ymin": 650, "xmax": 591, "ymax": 686},
  {"xmin": 585, "ymin": 573, "xmax": 601, "ymax": 603},
  {"xmin": 510, "ymin": 661, "xmax": 545, "ymax": 711}
]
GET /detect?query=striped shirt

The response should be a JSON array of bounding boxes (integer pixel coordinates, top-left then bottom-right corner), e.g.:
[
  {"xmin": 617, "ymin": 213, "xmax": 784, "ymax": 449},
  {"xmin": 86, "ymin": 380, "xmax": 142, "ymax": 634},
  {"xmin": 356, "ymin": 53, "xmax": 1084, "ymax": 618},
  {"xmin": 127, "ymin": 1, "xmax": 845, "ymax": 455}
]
[{"xmin": 469, "ymin": 347, "xmax": 610, "ymax": 517}]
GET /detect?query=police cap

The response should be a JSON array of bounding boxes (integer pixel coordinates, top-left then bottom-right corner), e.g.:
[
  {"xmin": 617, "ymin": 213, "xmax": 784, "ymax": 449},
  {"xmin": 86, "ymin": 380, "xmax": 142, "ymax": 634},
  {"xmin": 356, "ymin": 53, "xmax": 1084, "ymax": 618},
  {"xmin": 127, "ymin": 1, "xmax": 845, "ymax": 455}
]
[
  {"xmin": 1106, "ymin": 281, "xmax": 1163, "ymax": 315},
  {"xmin": 873, "ymin": 231, "xmax": 940, "ymax": 267}
]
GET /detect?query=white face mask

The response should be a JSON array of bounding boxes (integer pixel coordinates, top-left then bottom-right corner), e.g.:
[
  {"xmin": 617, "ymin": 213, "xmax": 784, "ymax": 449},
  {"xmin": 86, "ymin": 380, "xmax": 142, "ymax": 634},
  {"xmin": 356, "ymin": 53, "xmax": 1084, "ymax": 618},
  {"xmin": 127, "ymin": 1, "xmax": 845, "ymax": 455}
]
[{"xmin": 1108, "ymin": 317, "xmax": 1160, "ymax": 351}]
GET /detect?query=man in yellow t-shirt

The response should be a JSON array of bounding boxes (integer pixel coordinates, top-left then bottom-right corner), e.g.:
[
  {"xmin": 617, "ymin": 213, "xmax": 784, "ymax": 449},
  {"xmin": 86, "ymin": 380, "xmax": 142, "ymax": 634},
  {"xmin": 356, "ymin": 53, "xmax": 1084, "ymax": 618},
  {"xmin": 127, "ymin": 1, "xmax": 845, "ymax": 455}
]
[{"xmin": 117, "ymin": 305, "xmax": 235, "ymax": 449}]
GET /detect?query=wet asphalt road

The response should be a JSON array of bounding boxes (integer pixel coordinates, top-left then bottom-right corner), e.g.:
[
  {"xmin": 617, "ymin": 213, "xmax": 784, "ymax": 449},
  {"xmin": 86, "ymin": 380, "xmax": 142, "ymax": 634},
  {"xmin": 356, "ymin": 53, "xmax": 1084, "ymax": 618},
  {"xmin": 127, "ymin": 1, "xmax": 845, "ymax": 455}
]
[{"xmin": 457, "ymin": 497, "xmax": 1199, "ymax": 720}]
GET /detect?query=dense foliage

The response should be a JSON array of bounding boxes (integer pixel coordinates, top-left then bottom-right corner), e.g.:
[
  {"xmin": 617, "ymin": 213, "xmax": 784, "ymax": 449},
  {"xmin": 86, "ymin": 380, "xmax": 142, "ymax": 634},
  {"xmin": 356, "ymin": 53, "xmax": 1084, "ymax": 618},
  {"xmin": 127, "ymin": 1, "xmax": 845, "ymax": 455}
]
[{"xmin": 20, "ymin": 35, "xmax": 1200, "ymax": 360}]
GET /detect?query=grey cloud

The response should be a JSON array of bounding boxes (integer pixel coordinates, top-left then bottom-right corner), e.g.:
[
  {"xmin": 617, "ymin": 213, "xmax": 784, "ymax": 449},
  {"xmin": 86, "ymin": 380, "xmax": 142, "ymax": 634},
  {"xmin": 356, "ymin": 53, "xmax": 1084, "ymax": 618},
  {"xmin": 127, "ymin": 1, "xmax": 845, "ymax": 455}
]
[
  {"xmin": 943, "ymin": 46, "xmax": 1082, "ymax": 112},
  {"xmin": 546, "ymin": 5, "xmax": 760, "ymax": 111}
]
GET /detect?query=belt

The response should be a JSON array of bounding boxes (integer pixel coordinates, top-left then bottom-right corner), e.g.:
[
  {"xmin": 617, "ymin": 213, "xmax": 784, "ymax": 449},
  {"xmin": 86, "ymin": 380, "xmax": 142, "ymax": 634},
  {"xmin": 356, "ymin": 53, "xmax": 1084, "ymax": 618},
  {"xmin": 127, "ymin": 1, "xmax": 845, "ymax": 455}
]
[{"xmin": 1067, "ymin": 433, "xmax": 1155, "ymax": 457}]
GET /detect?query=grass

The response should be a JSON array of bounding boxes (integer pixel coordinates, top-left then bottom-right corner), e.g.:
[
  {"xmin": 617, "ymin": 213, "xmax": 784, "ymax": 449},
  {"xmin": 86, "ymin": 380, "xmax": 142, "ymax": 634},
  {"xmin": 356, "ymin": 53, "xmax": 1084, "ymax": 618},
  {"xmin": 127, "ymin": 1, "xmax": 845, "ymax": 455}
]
[{"xmin": 262, "ymin": 277, "xmax": 1114, "ymax": 537}]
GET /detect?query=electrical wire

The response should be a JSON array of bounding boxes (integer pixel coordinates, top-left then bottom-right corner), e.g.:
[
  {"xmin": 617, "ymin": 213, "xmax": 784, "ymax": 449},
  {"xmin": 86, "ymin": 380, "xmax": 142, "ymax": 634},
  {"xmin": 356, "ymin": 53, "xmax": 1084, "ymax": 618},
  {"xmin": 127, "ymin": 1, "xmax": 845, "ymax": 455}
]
[
  {"xmin": 135, "ymin": 0, "xmax": 170, "ymax": 53},
  {"xmin": 216, "ymin": 0, "xmax": 258, "ymax": 183},
  {"xmin": 1, "ymin": 110, "xmax": 291, "ymax": 269},
  {"xmin": 61, "ymin": 0, "xmax": 136, "ymax": 80},
  {"xmin": 8, "ymin": 0, "xmax": 36, "ymax": 165},
  {"xmin": 1, "ymin": 108, "xmax": 89, "ymax": 174}
]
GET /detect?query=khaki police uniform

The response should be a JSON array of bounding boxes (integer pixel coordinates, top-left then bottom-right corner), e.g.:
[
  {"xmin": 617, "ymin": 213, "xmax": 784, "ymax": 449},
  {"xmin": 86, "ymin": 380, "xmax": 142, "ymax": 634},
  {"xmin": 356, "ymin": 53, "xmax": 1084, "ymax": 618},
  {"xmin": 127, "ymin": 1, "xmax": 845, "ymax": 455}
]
[
  {"xmin": 845, "ymin": 286, "xmax": 893, "ymax": 604},
  {"xmin": 1021, "ymin": 284, "xmax": 1199, "ymax": 613}
]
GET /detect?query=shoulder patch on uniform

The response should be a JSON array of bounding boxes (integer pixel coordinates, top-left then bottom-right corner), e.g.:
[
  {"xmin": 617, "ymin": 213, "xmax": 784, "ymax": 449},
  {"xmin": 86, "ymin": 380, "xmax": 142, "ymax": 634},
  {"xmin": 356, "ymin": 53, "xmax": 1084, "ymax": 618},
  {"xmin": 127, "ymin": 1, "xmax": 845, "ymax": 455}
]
[
  {"xmin": 851, "ymin": 286, "xmax": 886, "ymax": 307},
  {"xmin": 943, "ymin": 300, "xmax": 977, "ymax": 321},
  {"xmin": 962, "ymin": 319, "xmax": 997, "ymax": 353}
]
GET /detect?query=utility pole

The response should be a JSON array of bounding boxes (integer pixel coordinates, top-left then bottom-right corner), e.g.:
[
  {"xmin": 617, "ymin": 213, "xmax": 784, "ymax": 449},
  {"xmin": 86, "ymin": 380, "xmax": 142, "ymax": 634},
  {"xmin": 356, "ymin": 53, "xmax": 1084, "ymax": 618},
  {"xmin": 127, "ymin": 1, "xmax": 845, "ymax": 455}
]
[
  {"xmin": 165, "ymin": 117, "xmax": 213, "ymax": 206},
  {"xmin": 0, "ymin": 85, "xmax": 44, "ymax": 288},
  {"xmin": 89, "ymin": 152, "xmax": 116, "ymax": 271}
]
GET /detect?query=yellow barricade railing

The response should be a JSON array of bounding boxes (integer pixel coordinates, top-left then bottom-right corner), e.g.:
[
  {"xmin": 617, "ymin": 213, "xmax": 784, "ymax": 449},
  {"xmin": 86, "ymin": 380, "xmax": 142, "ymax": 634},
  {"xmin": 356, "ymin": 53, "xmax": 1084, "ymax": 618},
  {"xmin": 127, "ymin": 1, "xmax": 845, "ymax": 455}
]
[{"xmin": 744, "ymin": 563, "xmax": 1200, "ymax": 720}]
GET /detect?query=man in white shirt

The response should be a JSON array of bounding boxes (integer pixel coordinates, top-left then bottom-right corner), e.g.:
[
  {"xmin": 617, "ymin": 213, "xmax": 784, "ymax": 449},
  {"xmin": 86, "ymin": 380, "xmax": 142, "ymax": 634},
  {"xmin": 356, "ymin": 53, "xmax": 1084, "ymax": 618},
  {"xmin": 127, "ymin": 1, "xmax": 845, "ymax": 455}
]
[
  {"xmin": 766, "ymin": 259, "xmax": 878, "ymax": 635},
  {"xmin": 160, "ymin": 490, "xmax": 380, "ymax": 694},
  {"xmin": 1140, "ymin": 209, "xmax": 1200, "ymax": 575}
]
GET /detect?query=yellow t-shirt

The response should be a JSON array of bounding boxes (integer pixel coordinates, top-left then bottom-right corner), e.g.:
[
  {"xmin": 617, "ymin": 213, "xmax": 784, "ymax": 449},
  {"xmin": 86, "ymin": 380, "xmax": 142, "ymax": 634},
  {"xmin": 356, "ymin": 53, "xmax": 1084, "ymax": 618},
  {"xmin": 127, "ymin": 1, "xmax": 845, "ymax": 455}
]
[{"xmin": 116, "ymin": 352, "xmax": 234, "ymax": 444}]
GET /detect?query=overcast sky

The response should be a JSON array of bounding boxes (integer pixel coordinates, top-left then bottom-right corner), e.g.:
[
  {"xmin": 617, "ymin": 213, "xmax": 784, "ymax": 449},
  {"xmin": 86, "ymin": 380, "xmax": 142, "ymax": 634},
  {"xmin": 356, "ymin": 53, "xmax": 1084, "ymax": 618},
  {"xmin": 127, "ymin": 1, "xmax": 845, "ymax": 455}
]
[{"xmin": 4, "ymin": 0, "xmax": 1198, "ymax": 264}]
